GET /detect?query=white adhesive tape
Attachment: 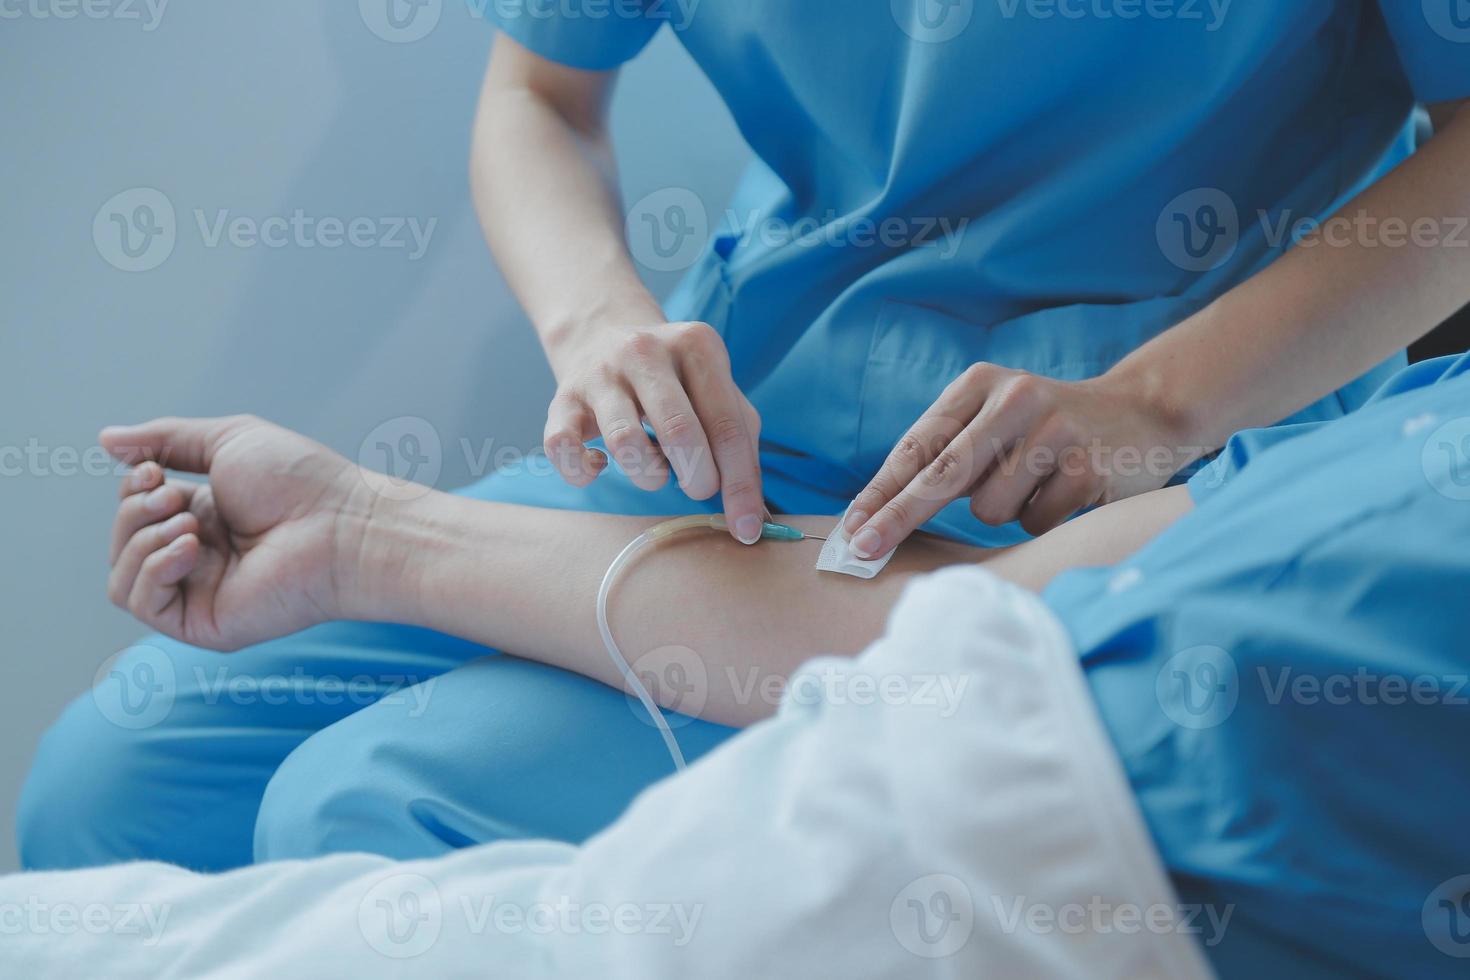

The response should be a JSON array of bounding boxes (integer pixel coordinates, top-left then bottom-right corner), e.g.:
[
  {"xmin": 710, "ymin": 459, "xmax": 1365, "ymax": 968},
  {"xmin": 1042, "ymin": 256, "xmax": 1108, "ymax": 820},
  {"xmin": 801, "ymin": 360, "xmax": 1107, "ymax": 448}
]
[{"xmin": 815, "ymin": 525, "xmax": 896, "ymax": 580}]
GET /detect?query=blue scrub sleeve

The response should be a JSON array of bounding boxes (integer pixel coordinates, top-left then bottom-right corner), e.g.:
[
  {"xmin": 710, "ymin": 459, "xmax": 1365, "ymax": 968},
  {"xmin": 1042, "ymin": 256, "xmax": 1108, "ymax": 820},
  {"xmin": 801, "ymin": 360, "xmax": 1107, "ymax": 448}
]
[
  {"xmin": 1376, "ymin": 1, "xmax": 1470, "ymax": 103},
  {"xmin": 1187, "ymin": 420, "xmax": 1328, "ymax": 505},
  {"xmin": 483, "ymin": 0, "xmax": 664, "ymax": 70},
  {"xmin": 1190, "ymin": 351, "xmax": 1470, "ymax": 504},
  {"xmin": 1046, "ymin": 356, "xmax": 1470, "ymax": 979}
]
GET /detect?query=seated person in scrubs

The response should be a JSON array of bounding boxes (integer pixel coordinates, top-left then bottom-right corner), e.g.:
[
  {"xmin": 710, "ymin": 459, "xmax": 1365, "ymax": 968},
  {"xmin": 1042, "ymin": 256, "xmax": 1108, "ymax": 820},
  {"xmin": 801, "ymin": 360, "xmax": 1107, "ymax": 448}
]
[
  {"xmin": 9, "ymin": 355, "xmax": 1470, "ymax": 978},
  {"xmin": 19, "ymin": 2, "xmax": 1470, "ymax": 870}
]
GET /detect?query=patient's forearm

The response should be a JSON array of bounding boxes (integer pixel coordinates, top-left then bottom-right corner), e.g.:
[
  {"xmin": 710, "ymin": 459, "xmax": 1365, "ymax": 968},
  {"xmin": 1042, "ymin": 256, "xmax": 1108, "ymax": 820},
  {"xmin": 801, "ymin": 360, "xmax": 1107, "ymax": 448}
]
[
  {"xmin": 349, "ymin": 498, "xmax": 976, "ymax": 726},
  {"xmin": 346, "ymin": 485, "xmax": 1192, "ymax": 726}
]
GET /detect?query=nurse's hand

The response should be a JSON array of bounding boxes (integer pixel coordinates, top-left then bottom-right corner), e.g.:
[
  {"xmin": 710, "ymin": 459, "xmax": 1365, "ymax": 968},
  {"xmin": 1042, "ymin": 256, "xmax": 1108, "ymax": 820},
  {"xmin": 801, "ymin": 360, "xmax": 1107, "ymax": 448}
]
[
  {"xmin": 843, "ymin": 367, "xmax": 1191, "ymax": 557},
  {"xmin": 543, "ymin": 320, "xmax": 766, "ymax": 544},
  {"xmin": 99, "ymin": 416, "xmax": 370, "ymax": 651}
]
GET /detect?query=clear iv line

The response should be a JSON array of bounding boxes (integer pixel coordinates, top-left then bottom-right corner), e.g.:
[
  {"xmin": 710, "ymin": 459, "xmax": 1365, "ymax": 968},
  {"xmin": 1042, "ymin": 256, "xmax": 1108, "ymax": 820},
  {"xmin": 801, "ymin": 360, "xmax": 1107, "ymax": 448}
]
[{"xmin": 596, "ymin": 515, "xmax": 816, "ymax": 771}]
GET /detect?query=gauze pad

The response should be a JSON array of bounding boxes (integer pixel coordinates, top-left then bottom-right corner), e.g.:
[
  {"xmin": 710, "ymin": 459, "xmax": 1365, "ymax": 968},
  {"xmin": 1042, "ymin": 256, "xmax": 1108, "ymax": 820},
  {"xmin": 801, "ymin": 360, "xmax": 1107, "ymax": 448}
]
[{"xmin": 816, "ymin": 526, "xmax": 896, "ymax": 580}]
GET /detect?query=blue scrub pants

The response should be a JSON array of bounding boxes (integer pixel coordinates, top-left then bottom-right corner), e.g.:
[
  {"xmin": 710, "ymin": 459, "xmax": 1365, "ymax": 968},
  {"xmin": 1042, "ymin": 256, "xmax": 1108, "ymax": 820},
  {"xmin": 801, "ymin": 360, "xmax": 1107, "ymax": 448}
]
[
  {"xmin": 18, "ymin": 465, "xmax": 730, "ymax": 870},
  {"xmin": 18, "ymin": 456, "xmax": 1000, "ymax": 871}
]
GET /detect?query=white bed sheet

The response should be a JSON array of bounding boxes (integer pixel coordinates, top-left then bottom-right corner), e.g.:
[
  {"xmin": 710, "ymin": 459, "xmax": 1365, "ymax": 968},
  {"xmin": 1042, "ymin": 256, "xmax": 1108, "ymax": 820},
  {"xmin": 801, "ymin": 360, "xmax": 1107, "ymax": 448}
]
[{"xmin": 0, "ymin": 567, "xmax": 1214, "ymax": 980}]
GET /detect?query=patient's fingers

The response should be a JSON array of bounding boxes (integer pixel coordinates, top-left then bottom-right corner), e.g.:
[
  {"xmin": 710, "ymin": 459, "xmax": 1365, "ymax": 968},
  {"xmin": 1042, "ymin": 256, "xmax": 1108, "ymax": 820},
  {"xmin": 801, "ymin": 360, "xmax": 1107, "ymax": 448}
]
[
  {"xmin": 111, "ymin": 481, "xmax": 195, "ymax": 564},
  {"xmin": 127, "ymin": 533, "xmax": 199, "ymax": 624},
  {"xmin": 118, "ymin": 461, "xmax": 164, "ymax": 500},
  {"xmin": 108, "ymin": 511, "xmax": 199, "ymax": 609}
]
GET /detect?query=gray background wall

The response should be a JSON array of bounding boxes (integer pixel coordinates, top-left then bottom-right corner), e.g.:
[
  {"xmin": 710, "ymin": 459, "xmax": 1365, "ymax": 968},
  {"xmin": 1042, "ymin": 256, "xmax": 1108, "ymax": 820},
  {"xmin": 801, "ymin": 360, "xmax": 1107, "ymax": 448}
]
[{"xmin": 0, "ymin": 2, "xmax": 748, "ymax": 872}]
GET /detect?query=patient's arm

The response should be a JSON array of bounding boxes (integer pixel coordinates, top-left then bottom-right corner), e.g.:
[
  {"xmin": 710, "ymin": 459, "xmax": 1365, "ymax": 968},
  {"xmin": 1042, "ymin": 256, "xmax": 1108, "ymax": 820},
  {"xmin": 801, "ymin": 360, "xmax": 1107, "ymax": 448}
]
[
  {"xmin": 100, "ymin": 415, "xmax": 1192, "ymax": 727},
  {"xmin": 351, "ymin": 487, "xmax": 1191, "ymax": 726}
]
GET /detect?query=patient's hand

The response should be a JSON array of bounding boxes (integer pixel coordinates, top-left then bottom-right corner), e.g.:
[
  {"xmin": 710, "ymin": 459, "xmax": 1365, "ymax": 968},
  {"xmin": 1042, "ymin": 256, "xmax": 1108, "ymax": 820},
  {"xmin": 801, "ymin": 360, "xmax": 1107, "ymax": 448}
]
[{"xmin": 100, "ymin": 416, "xmax": 372, "ymax": 651}]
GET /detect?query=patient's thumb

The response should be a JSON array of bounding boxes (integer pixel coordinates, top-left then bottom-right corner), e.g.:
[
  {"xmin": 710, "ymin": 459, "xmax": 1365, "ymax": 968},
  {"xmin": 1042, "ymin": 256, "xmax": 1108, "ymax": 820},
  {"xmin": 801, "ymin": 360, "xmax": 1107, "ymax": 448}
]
[{"xmin": 99, "ymin": 416, "xmax": 236, "ymax": 473}]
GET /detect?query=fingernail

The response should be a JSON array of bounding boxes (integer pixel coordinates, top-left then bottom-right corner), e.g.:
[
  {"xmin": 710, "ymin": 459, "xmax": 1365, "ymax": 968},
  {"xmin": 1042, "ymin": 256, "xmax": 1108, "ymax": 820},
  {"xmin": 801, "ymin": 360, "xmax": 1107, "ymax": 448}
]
[
  {"xmin": 851, "ymin": 527, "xmax": 882, "ymax": 559},
  {"xmin": 734, "ymin": 515, "xmax": 762, "ymax": 545},
  {"xmin": 843, "ymin": 509, "xmax": 868, "ymax": 535}
]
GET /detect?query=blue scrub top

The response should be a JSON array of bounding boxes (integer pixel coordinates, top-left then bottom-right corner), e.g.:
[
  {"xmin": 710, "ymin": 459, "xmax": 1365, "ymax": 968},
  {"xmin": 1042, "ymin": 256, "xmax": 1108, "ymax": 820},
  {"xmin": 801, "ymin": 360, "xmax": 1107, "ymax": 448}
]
[
  {"xmin": 488, "ymin": 1, "xmax": 1466, "ymax": 522},
  {"xmin": 1047, "ymin": 353, "xmax": 1470, "ymax": 977}
]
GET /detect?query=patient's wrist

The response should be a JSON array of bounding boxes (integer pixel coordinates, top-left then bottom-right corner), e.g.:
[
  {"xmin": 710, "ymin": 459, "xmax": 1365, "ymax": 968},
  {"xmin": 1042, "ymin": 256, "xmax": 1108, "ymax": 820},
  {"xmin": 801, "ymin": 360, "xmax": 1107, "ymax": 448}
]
[{"xmin": 336, "ymin": 483, "xmax": 452, "ymax": 625}]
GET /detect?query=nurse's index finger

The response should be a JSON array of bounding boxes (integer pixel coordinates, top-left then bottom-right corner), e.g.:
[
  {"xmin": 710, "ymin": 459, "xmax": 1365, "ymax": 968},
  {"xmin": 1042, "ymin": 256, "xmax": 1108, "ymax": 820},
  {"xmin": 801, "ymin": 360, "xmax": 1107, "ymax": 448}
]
[
  {"xmin": 850, "ymin": 428, "xmax": 986, "ymax": 560},
  {"xmin": 844, "ymin": 412, "xmax": 966, "ymax": 535},
  {"xmin": 683, "ymin": 358, "xmax": 764, "ymax": 545},
  {"xmin": 849, "ymin": 384, "xmax": 1039, "ymax": 558},
  {"xmin": 843, "ymin": 364, "xmax": 1006, "ymax": 536}
]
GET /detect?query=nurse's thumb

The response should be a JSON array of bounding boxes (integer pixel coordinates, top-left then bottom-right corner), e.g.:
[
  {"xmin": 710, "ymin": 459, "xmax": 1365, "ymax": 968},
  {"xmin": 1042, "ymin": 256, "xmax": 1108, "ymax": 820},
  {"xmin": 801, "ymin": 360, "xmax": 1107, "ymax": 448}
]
[{"xmin": 100, "ymin": 416, "xmax": 243, "ymax": 473}]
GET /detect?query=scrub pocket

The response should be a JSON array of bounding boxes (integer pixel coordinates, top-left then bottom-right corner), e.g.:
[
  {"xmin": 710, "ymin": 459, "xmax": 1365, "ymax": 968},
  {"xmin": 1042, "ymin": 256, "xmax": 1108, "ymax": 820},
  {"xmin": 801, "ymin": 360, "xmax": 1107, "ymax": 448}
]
[
  {"xmin": 660, "ymin": 231, "xmax": 738, "ymax": 338},
  {"xmin": 854, "ymin": 296, "xmax": 1206, "ymax": 476}
]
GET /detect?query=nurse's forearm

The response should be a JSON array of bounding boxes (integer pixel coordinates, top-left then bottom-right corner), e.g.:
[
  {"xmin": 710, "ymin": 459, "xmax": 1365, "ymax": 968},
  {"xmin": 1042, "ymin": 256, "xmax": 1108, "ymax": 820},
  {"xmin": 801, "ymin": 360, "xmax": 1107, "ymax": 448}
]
[
  {"xmin": 1112, "ymin": 99, "xmax": 1470, "ymax": 451},
  {"xmin": 344, "ymin": 486, "xmax": 1192, "ymax": 727},
  {"xmin": 471, "ymin": 35, "xmax": 665, "ymax": 366}
]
